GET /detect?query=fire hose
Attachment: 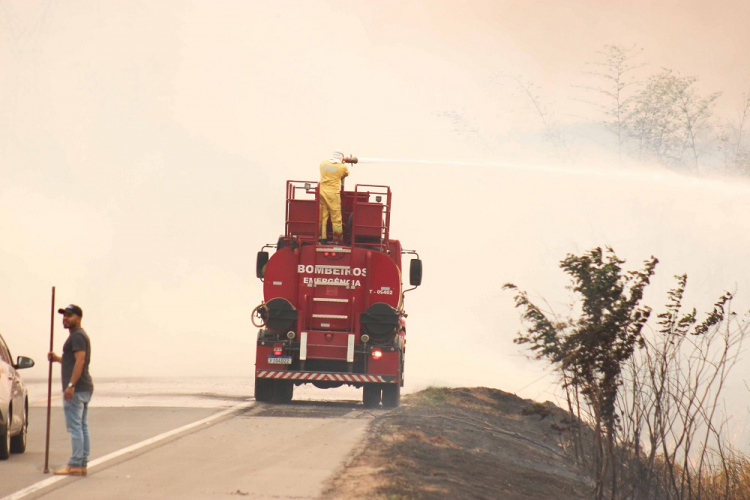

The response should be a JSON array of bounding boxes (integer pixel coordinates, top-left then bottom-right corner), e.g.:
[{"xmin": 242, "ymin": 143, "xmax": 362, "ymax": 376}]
[{"xmin": 252, "ymin": 302, "xmax": 268, "ymax": 328}]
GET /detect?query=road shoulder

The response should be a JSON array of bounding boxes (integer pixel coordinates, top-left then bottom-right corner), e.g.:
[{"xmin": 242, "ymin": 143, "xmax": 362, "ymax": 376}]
[{"xmin": 322, "ymin": 387, "xmax": 593, "ymax": 500}]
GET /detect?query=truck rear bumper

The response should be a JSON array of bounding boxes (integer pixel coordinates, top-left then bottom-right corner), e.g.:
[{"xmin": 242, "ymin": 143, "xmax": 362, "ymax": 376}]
[{"xmin": 255, "ymin": 369, "xmax": 396, "ymax": 384}]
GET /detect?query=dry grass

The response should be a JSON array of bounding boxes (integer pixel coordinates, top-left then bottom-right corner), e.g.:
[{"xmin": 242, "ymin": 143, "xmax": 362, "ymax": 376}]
[
  {"xmin": 690, "ymin": 453, "xmax": 750, "ymax": 500},
  {"xmin": 618, "ymin": 448, "xmax": 750, "ymax": 499}
]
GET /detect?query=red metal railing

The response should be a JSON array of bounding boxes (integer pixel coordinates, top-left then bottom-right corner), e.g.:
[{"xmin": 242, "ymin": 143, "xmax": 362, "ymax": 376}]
[{"xmin": 284, "ymin": 180, "xmax": 392, "ymax": 248}]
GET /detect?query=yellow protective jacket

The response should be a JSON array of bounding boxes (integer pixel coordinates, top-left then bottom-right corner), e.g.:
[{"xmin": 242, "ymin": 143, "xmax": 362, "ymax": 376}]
[{"xmin": 318, "ymin": 160, "xmax": 350, "ymax": 240}]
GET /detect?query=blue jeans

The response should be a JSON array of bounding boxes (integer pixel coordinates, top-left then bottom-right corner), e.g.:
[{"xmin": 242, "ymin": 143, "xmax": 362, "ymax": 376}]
[{"xmin": 62, "ymin": 391, "xmax": 92, "ymax": 468}]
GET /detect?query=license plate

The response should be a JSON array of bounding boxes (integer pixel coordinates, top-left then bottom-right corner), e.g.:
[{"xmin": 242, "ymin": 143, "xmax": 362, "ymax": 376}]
[{"xmin": 268, "ymin": 356, "xmax": 292, "ymax": 365}]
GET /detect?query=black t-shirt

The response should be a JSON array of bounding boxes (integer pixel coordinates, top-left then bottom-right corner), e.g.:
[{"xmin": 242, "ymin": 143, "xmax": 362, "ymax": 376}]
[{"xmin": 62, "ymin": 327, "xmax": 94, "ymax": 393}]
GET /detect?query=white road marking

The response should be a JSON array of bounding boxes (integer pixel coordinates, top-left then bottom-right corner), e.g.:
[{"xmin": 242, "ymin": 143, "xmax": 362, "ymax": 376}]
[
  {"xmin": 1, "ymin": 401, "xmax": 253, "ymax": 500},
  {"xmin": 32, "ymin": 396, "xmax": 60, "ymax": 404}
]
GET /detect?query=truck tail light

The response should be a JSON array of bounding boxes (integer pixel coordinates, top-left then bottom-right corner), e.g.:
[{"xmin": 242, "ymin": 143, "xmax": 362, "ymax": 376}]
[
  {"xmin": 371, "ymin": 348, "xmax": 383, "ymax": 360},
  {"xmin": 273, "ymin": 343, "xmax": 283, "ymax": 356}
]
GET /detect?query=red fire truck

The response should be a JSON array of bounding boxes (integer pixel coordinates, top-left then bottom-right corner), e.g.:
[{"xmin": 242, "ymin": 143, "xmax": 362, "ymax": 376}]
[{"xmin": 253, "ymin": 179, "xmax": 422, "ymax": 408}]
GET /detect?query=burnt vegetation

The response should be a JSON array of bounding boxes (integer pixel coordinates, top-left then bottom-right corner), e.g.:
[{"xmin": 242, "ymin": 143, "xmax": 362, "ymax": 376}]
[
  {"xmin": 324, "ymin": 387, "xmax": 597, "ymax": 500},
  {"xmin": 505, "ymin": 247, "xmax": 750, "ymax": 500}
]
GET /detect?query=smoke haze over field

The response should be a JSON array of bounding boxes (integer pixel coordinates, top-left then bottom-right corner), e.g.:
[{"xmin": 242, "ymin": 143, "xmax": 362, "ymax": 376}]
[{"xmin": 2, "ymin": 1, "xmax": 749, "ymax": 443}]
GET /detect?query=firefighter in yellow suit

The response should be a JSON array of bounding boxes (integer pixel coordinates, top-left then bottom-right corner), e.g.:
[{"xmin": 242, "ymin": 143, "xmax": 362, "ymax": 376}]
[{"xmin": 319, "ymin": 150, "xmax": 350, "ymax": 244}]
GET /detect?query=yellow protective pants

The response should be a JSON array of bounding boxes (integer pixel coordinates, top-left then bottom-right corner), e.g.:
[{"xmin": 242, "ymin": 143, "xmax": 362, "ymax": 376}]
[{"xmin": 319, "ymin": 188, "xmax": 343, "ymax": 241}]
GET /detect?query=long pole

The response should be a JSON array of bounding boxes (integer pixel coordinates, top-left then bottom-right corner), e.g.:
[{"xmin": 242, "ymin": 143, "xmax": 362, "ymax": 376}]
[{"xmin": 43, "ymin": 286, "xmax": 55, "ymax": 473}]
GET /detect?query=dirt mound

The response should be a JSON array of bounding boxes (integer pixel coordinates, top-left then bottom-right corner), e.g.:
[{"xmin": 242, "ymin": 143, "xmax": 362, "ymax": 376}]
[{"xmin": 323, "ymin": 387, "xmax": 593, "ymax": 500}]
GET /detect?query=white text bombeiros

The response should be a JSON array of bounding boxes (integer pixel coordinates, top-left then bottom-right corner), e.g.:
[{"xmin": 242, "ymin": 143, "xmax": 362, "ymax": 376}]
[
  {"xmin": 297, "ymin": 265, "xmax": 367, "ymax": 276},
  {"xmin": 298, "ymin": 265, "xmax": 367, "ymax": 289}
]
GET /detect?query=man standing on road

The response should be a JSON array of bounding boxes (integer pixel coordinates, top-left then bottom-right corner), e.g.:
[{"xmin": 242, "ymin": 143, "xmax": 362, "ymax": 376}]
[
  {"xmin": 319, "ymin": 150, "xmax": 350, "ymax": 244},
  {"xmin": 48, "ymin": 304, "xmax": 94, "ymax": 477}
]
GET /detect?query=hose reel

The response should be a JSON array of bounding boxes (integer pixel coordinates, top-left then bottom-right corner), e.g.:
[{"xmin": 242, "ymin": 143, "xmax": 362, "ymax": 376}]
[
  {"xmin": 252, "ymin": 297, "xmax": 298, "ymax": 331},
  {"xmin": 361, "ymin": 302, "xmax": 401, "ymax": 345}
]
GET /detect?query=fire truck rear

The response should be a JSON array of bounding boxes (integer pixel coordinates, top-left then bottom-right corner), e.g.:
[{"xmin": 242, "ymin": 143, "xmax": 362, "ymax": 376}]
[{"xmin": 253, "ymin": 179, "xmax": 422, "ymax": 408}]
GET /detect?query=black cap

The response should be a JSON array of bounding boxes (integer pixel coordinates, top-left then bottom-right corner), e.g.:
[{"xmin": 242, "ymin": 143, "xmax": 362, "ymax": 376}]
[{"xmin": 58, "ymin": 304, "xmax": 83, "ymax": 317}]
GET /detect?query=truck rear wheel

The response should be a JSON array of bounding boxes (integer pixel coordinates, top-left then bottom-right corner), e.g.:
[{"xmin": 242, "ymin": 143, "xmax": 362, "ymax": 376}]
[
  {"xmin": 255, "ymin": 377, "xmax": 274, "ymax": 402},
  {"xmin": 381, "ymin": 384, "xmax": 401, "ymax": 408},
  {"xmin": 271, "ymin": 381, "xmax": 294, "ymax": 404},
  {"xmin": 362, "ymin": 385, "xmax": 381, "ymax": 409}
]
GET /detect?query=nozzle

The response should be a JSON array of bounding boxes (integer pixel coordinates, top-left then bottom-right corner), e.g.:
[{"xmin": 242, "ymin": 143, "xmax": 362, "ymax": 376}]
[{"xmin": 343, "ymin": 156, "xmax": 358, "ymax": 164}]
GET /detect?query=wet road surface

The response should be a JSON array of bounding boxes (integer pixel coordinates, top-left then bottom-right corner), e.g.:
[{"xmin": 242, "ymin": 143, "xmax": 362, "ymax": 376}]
[{"xmin": 1, "ymin": 381, "xmax": 378, "ymax": 500}]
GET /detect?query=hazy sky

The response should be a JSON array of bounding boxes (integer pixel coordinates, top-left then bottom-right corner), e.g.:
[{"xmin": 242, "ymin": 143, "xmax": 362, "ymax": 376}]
[{"xmin": 2, "ymin": 0, "xmax": 750, "ymax": 435}]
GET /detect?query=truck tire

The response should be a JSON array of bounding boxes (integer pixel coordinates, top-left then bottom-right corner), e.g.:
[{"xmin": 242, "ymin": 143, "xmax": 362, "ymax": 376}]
[
  {"xmin": 381, "ymin": 384, "xmax": 401, "ymax": 408},
  {"xmin": 0, "ymin": 411, "xmax": 10, "ymax": 460},
  {"xmin": 255, "ymin": 377, "xmax": 274, "ymax": 403},
  {"xmin": 362, "ymin": 385, "xmax": 381, "ymax": 409},
  {"xmin": 9, "ymin": 403, "xmax": 27, "ymax": 453},
  {"xmin": 271, "ymin": 381, "xmax": 293, "ymax": 404}
]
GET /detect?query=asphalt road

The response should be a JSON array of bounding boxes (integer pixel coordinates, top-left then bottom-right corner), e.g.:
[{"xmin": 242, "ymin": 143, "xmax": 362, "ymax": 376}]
[{"xmin": 1, "ymin": 401, "xmax": 374, "ymax": 500}]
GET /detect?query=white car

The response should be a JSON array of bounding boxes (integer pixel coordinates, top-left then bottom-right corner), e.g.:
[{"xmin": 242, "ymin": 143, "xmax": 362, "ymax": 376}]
[{"xmin": 0, "ymin": 331, "xmax": 34, "ymax": 459}]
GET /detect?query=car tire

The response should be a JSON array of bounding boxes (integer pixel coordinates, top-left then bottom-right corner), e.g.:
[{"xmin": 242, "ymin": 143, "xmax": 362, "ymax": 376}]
[
  {"xmin": 0, "ymin": 410, "xmax": 10, "ymax": 460},
  {"xmin": 10, "ymin": 402, "xmax": 27, "ymax": 454},
  {"xmin": 381, "ymin": 384, "xmax": 401, "ymax": 408},
  {"xmin": 362, "ymin": 384, "xmax": 381, "ymax": 409}
]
